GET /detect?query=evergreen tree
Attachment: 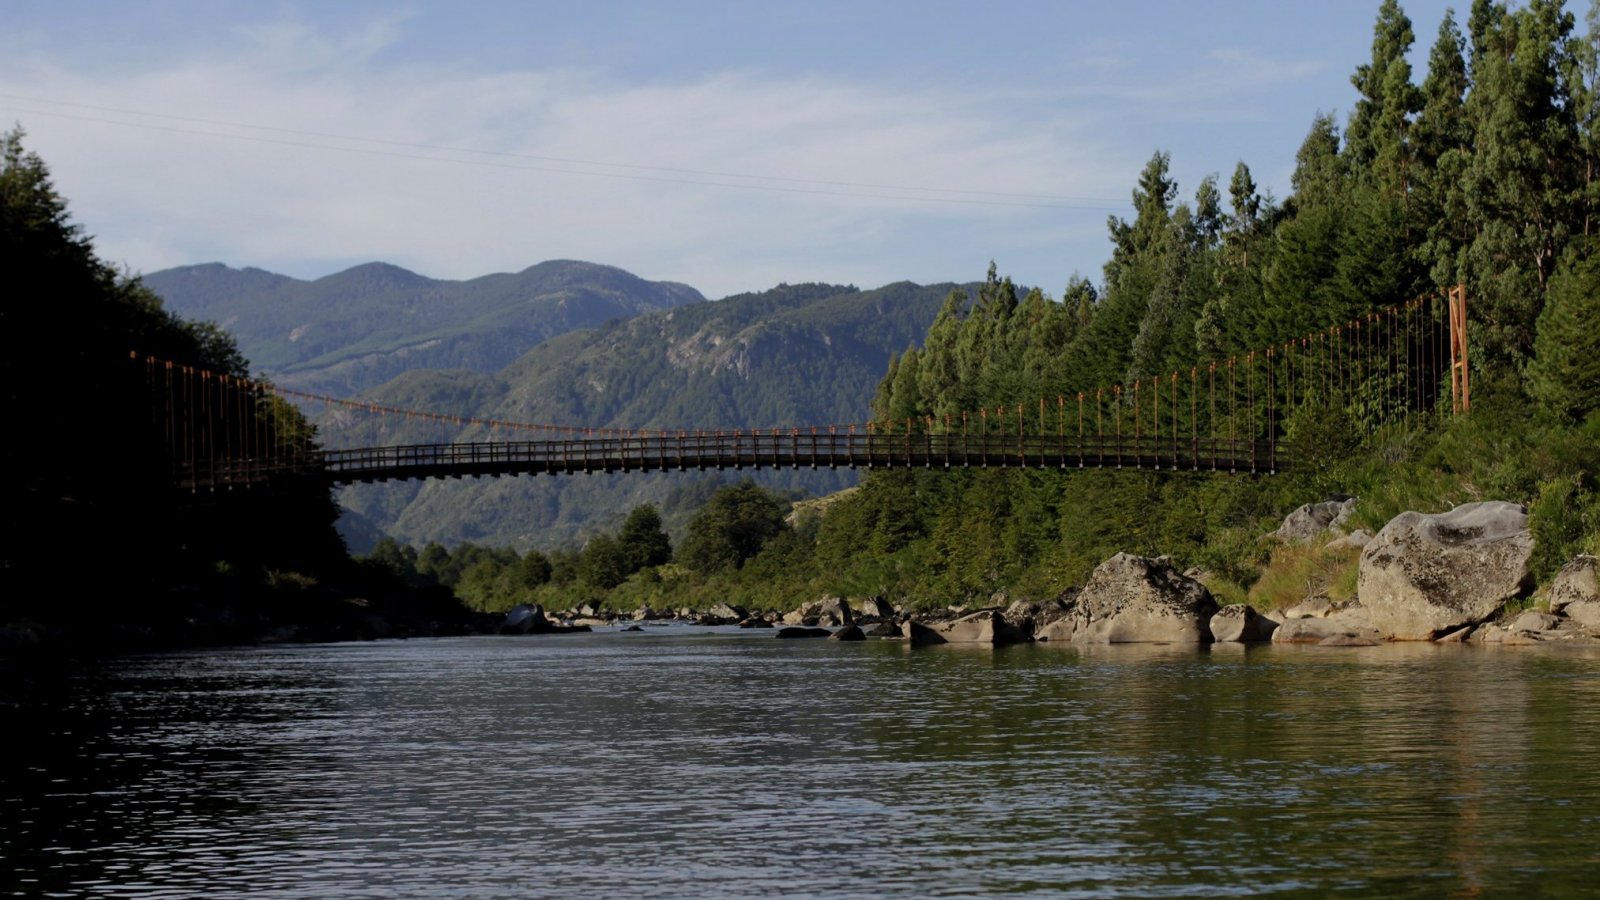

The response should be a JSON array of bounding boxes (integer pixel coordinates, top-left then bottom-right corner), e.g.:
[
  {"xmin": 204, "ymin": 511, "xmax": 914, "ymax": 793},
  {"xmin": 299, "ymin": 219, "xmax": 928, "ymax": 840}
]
[
  {"xmin": 1527, "ymin": 244, "xmax": 1600, "ymax": 421},
  {"xmin": 616, "ymin": 504, "xmax": 673, "ymax": 571},
  {"xmin": 679, "ymin": 481, "xmax": 787, "ymax": 573}
]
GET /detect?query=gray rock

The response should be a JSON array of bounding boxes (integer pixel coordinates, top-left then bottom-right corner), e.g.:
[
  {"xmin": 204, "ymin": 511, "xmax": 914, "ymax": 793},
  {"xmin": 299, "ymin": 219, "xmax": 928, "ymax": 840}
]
[
  {"xmin": 930, "ymin": 610, "xmax": 1030, "ymax": 645},
  {"xmin": 1548, "ymin": 555, "xmax": 1599, "ymax": 614},
  {"xmin": 709, "ymin": 602, "xmax": 748, "ymax": 620},
  {"xmin": 775, "ymin": 626, "xmax": 831, "ymax": 639},
  {"xmin": 1275, "ymin": 497, "xmax": 1358, "ymax": 543},
  {"xmin": 783, "ymin": 597, "xmax": 853, "ymax": 626},
  {"xmin": 499, "ymin": 604, "xmax": 548, "ymax": 635},
  {"xmin": 865, "ymin": 622, "xmax": 902, "ymax": 638},
  {"xmin": 854, "ymin": 596, "xmax": 895, "ymax": 619},
  {"xmin": 1357, "ymin": 501, "xmax": 1534, "ymax": 640},
  {"xmin": 1209, "ymin": 604, "xmax": 1278, "ymax": 642},
  {"xmin": 829, "ymin": 625, "xmax": 865, "ymax": 641},
  {"xmin": 1563, "ymin": 600, "xmax": 1600, "ymax": 629},
  {"xmin": 1318, "ymin": 634, "xmax": 1381, "ymax": 647},
  {"xmin": 1509, "ymin": 611, "xmax": 1562, "ymax": 634},
  {"xmin": 1434, "ymin": 624, "xmax": 1475, "ymax": 643},
  {"xmin": 1272, "ymin": 610, "xmax": 1382, "ymax": 644},
  {"xmin": 1325, "ymin": 529, "xmax": 1373, "ymax": 552},
  {"xmin": 631, "ymin": 605, "xmax": 656, "ymax": 621},
  {"xmin": 1034, "ymin": 617, "xmax": 1076, "ymax": 642},
  {"xmin": 903, "ymin": 620, "xmax": 947, "ymax": 646},
  {"xmin": 738, "ymin": 617, "xmax": 774, "ymax": 629},
  {"xmin": 1282, "ymin": 596, "xmax": 1335, "ymax": 619},
  {"xmin": 1063, "ymin": 553, "xmax": 1218, "ymax": 644}
]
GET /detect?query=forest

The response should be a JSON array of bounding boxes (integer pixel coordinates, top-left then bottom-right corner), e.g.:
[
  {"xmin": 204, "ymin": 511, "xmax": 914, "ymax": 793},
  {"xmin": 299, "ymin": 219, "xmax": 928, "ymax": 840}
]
[
  {"xmin": 3, "ymin": 0, "xmax": 1597, "ymax": 638},
  {"xmin": 398, "ymin": 0, "xmax": 1599, "ymax": 617}
]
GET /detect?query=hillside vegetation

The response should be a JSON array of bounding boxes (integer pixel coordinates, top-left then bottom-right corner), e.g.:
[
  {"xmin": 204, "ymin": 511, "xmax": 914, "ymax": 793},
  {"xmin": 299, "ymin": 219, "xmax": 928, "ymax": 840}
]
[
  {"xmin": 327, "ymin": 280, "xmax": 964, "ymax": 548},
  {"xmin": 145, "ymin": 259, "xmax": 704, "ymax": 395},
  {"xmin": 397, "ymin": 0, "xmax": 1599, "ymax": 616}
]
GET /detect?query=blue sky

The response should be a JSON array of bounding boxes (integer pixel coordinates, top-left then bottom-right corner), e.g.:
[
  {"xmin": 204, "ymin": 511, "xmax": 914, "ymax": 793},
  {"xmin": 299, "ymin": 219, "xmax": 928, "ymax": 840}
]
[{"xmin": 4, "ymin": 1, "xmax": 1484, "ymax": 298}]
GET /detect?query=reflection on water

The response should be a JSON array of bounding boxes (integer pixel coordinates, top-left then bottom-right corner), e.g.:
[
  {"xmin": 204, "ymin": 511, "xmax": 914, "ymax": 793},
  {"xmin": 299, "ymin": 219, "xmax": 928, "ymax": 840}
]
[{"xmin": 3, "ymin": 633, "xmax": 1598, "ymax": 897}]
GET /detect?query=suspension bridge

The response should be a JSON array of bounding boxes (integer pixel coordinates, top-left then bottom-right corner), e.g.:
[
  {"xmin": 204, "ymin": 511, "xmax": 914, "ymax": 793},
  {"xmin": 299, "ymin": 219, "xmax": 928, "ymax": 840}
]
[{"xmin": 138, "ymin": 288, "xmax": 1471, "ymax": 491}]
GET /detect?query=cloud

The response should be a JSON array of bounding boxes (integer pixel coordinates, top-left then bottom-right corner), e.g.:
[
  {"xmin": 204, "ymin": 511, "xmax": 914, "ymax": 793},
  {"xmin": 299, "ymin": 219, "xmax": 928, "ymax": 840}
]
[{"xmin": 0, "ymin": 12, "xmax": 1318, "ymax": 299}]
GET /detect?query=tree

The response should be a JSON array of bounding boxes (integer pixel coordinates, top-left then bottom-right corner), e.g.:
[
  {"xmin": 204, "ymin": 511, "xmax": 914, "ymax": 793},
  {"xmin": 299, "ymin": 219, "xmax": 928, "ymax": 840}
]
[
  {"xmin": 517, "ymin": 549, "xmax": 553, "ymax": 588},
  {"xmin": 1527, "ymin": 244, "xmax": 1600, "ymax": 421},
  {"xmin": 616, "ymin": 504, "xmax": 672, "ymax": 571},
  {"xmin": 578, "ymin": 533, "xmax": 631, "ymax": 589},
  {"xmin": 679, "ymin": 481, "xmax": 788, "ymax": 573}
]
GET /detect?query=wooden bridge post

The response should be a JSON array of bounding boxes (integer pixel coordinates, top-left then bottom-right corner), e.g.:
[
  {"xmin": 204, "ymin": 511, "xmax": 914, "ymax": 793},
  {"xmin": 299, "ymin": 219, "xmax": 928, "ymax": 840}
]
[{"xmin": 1448, "ymin": 284, "xmax": 1469, "ymax": 415}]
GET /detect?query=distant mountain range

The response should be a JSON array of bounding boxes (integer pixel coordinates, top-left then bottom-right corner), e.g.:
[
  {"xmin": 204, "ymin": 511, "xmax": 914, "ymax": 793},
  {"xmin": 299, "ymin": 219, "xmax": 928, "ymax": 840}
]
[
  {"xmin": 145, "ymin": 259, "xmax": 964, "ymax": 549},
  {"xmin": 144, "ymin": 259, "xmax": 703, "ymax": 395}
]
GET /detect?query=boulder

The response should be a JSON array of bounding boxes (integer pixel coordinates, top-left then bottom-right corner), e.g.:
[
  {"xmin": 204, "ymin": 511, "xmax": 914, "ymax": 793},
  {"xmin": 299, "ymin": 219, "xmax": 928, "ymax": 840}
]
[
  {"xmin": 775, "ymin": 626, "xmax": 832, "ymax": 639},
  {"xmin": 865, "ymin": 622, "xmax": 902, "ymax": 638},
  {"xmin": 1548, "ymin": 555, "xmax": 1599, "ymax": 614},
  {"xmin": 709, "ymin": 602, "xmax": 748, "ymax": 621},
  {"xmin": 737, "ymin": 617, "xmax": 774, "ymax": 629},
  {"xmin": 829, "ymin": 625, "xmax": 866, "ymax": 641},
  {"xmin": 1063, "ymin": 553, "xmax": 1218, "ymax": 643},
  {"xmin": 1208, "ymin": 604, "xmax": 1277, "ymax": 642},
  {"xmin": 1357, "ymin": 501, "xmax": 1534, "ymax": 640},
  {"xmin": 1274, "ymin": 496, "xmax": 1357, "ymax": 543},
  {"xmin": 928, "ymin": 610, "xmax": 1030, "ymax": 645},
  {"xmin": 499, "ymin": 604, "xmax": 548, "ymax": 635},
  {"xmin": 1563, "ymin": 600, "xmax": 1600, "ymax": 629},
  {"xmin": 1325, "ymin": 530, "xmax": 1372, "ymax": 552},
  {"xmin": 903, "ymin": 620, "xmax": 947, "ymax": 646},
  {"xmin": 631, "ymin": 606, "xmax": 656, "ymax": 622},
  {"xmin": 783, "ymin": 597, "xmax": 853, "ymax": 627},
  {"xmin": 1271, "ymin": 611, "xmax": 1382, "ymax": 645},
  {"xmin": 854, "ymin": 596, "xmax": 895, "ymax": 620},
  {"xmin": 1282, "ymin": 596, "xmax": 1335, "ymax": 619},
  {"xmin": 1509, "ymin": 611, "xmax": 1561, "ymax": 634}
]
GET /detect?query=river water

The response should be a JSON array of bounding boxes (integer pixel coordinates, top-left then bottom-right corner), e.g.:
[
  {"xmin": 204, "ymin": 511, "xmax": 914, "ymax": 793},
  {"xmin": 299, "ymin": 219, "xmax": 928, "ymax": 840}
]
[{"xmin": 4, "ymin": 628, "xmax": 1599, "ymax": 897}]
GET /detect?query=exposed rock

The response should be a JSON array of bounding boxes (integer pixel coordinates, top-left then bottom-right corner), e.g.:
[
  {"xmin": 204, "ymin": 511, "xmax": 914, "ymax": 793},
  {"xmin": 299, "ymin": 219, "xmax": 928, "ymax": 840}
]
[
  {"xmin": 775, "ymin": 626, "xmax": 831, "ymax": 639},
  {"xmin": 1509, "ymin": 611, "xmax": 1562, "ymax": 634},
  {"xmin": 865, "ymin": 622, "xmax": 902, "ymax": 638},
  {"xmin": 903, "ymin": 620, "xmax": 947, "ymax": 646},
  {"xmin": 738, "ymin": 617, "xmax": 774, "ymax": 629},
  {"xmin": 621, "ymin": 624, "xmax": 643, "ymax": 632},
  {"xmin": 1209, "ymin": 604, "xmax": 1278, "ymax": 642},
  {"xmin": 829, "ymin": 625, "xmax": 865, "ymax": 641},
  {"xmin": 499, "ymin": 603, "xmax": 548, "ymax": 634},
  {"xmin": 631, "ymin": 606, "xmax": 656, "ymax": 622},
  {"xmin": 1318, "ymin": 634, "xmax": 1380, "ymax": 647},
  {"xmin": 1357, "ymin": 501, "xmax": 1534, "ymax": 640},
  {"xmin": 1563, "ymin": 600, "xmax": 1600, "ymax": 629},
  {"xmin": 1548, "ymin": 555, "xmax": 1599, "ymax": 614},
  {"xmin": 1272, "ymin": 610, "xmax": 1382, "ymax": 645},
  {"xmin": 1434, "ymin": 624, "xmax": 1475, "ymax": 643},
  {"xmin": 709, "ymin": 602, "xmax": 748, "ymax": 620},
  {"xmin": 1282, "ymin": 596, "xmax": 1335, "ymax": 619},
  {"xmin": 783, "ymin": 597, "xmax": 853, "ymax": 626},
  {"xmin": 854, "ymin": 596, "xmax": 895, "ymax": 620},
  {"xmin": 1034, "ymin": 617, "xmax": 1076, "ymax": 642},
  {"xmin": 1002, "ymin": 599, "xmax": 1041, "ymax": 635},
  {"xmin": 1058, "ymin": 553, "xmax": 1217, "ymax": 643},
  {"xmin": 929, "ymin": 610, "xmax": 1030, "ymax": 645},
  {"xmin": 1325, "ymin": 530, "xmax": 1373, "ymax": 552},
  {"xmin": 577, "ymin": 602, "xmax": 600, "ymax": 617},
  {"xmin": 1274, "ymin": 496, "xmax": 1358, "ymax": 543}
]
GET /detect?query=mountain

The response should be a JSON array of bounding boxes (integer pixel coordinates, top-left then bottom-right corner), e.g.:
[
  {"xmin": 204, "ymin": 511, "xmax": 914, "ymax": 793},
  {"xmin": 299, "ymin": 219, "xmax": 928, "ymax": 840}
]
[
  {"xmin": 144, "ymin": 259, "xmax": 705, "ymax": 395},
  {"xmin": 325, "ymin": 280, "xmax": 966, "ymax": 550}
]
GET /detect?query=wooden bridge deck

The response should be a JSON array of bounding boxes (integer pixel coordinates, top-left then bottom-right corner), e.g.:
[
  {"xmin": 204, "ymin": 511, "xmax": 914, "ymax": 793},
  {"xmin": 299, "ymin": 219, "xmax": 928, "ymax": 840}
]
[{"xmin": 178, "ymin": 433, "xmax": 1282, "ymax": 489}]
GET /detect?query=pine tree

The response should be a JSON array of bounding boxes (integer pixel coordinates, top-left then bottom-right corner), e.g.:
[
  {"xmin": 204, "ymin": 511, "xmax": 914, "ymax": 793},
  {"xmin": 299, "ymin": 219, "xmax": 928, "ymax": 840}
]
[{"xmin": 1527, "ymin": 245, "xmax": 1600, "ymax": 421}]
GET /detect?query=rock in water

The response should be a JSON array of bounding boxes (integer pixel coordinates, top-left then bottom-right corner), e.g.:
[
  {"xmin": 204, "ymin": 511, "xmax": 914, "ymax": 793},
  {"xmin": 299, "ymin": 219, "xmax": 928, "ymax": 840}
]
[
  {"xmin": 1065, "ymin": 553, "xmax": 1218, "ymax": 643},
  {"xmin": 775, "ymin": 626, "xmax": 831, "ymax": 639},
  {"xmin": 902, "ymin": 620, "xmax": 947, "ymax": 646},
  {"xmin": 1357, "ymin": 501, "xmax": 1534, "ymax": 640},
  {"xmin": 928, "ymin": 610, "xmax": 1030, "ymax": 645},
  {"xmin": 1209, "ymin": 604, "xmax": 1277, "ymax": 642},
  {"xmin": 709, "ymin": 602, "xmax": 748, "ymax": 621},
  {"xmin": 829, "ymin": 625, "xmax": 865, "ymax": 641}
]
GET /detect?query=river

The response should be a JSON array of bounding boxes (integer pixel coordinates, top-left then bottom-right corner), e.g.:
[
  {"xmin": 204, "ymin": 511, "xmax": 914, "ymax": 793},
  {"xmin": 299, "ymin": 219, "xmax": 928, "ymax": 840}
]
[{"xmin": 4, "ymin": 628, "xmax": 1599, "ymax": 897}]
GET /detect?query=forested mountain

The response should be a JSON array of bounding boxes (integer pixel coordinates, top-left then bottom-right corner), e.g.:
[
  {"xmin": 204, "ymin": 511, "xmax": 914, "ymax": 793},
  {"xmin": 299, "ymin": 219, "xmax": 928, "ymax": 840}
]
[
  {"xmin": 325, "ymin": 280, "xmax": 964, "ymax": 549},
  {"xmin": 145, "ymin": 259, "xmax": 704, "ymax": 395},
  {"xmin": 428, "ymin": 0, "xmax": 1597, "ymax": 617}
]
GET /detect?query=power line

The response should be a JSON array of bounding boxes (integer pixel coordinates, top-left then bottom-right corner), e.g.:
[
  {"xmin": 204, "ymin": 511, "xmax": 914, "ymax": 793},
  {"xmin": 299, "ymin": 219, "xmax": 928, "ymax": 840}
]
[{"xmin": 0, "ymin": 93, "xmax": 1128, "ymax": 211}]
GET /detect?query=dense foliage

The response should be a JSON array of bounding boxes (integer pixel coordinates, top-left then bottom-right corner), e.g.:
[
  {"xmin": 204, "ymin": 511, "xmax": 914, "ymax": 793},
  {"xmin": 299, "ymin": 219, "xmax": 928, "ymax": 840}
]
[
  {"xmin": 433, "ymin": 0, "xmax": 1599, "ymax": 616},
  {"xmin": 0, "ymin": 128, "xmax": 352, "ymax": 626},
  {"xmin": 330, "ymin": 280, "xmax": 961, "ymax": 549}
]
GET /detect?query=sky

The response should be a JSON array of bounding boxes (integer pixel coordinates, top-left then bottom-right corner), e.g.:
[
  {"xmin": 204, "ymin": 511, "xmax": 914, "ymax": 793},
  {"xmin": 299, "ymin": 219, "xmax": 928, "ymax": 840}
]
[{"xmin": 3, "ymin": 0, "xmax": 1485, "ymax": 299}]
